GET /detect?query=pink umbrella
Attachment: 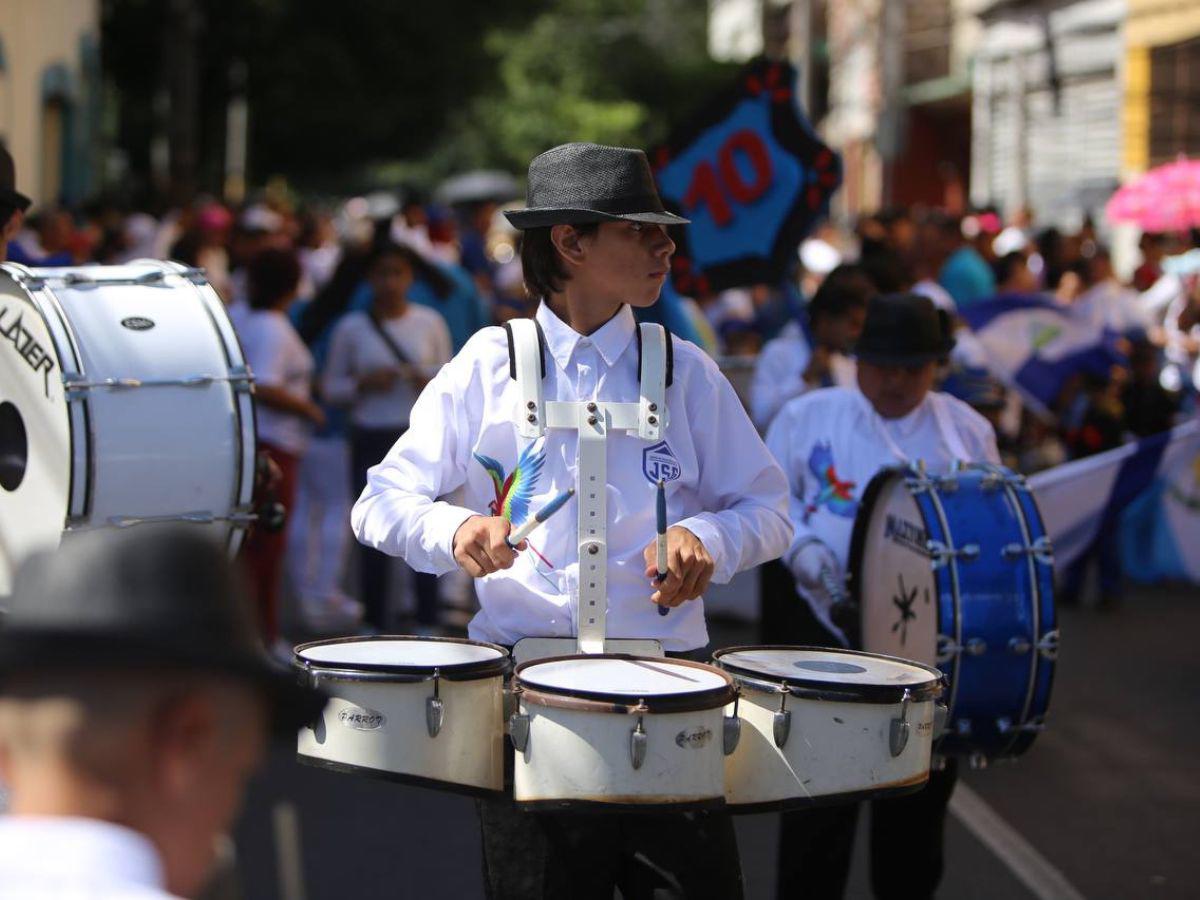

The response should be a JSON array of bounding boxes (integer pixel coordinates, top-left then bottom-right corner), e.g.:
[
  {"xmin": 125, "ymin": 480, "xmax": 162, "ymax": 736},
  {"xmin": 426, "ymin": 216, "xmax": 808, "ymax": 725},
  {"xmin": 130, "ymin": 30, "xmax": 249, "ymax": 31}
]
[{"xmin": 1106, "ymin": 156, "xmax": 1200, "ymax": 233}]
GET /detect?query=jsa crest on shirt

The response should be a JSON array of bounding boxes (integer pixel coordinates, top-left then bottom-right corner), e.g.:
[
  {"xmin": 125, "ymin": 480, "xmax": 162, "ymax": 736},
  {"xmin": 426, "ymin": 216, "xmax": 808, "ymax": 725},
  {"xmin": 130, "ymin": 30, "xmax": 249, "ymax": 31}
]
[{"xmin": 352, "ymin": 302, "xmax": 791, "ymax": 651}]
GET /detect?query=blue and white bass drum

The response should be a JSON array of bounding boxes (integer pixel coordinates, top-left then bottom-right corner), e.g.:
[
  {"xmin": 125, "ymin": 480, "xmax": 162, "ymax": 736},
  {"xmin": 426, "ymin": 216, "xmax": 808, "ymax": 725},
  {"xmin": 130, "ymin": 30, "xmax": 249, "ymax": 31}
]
[{"xmin": 847, "ymin": 463, "xmax": 1057, "ymax": 761}]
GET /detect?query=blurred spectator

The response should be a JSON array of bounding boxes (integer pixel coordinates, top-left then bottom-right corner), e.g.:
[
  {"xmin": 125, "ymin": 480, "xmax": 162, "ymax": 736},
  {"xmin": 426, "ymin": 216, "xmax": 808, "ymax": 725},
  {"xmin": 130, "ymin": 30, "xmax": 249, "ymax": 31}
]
[
  {"xmin": 0, "ymin": 527, "xmax": 323, "ymax": 899},
  {"xmin": 233, "ymin": 248, "xmax": 323, "ymax": 649},
  {"xmin": 936, "ymin": 213, "xmax": 996, "ymax": 309},
  {"xmin": 1122, "ymin": 339, "xmax": 1179, "ymax": 437},
  {"xmin": 0, "ymin": 145, "xmax": 31, "ymax": 265},
  {"xmin": 1134, "ymin": 233, "xmax": 1168, "ymax": 292},
  {"xmin": 297, "ymin": 208, "xmax": 342, "ymax": 296},
  {"xmin": 994, "ymin": 251, "xmax": 1039, "ymax": 295},
  {"xmin": 750, "ymin": 263, "xmax": 875, "ymax": 431},
  {"xmin": 10, "ymin": 206, "xmax": 75, "ymax": 266},
  {"xmin": 322, "ymin": 242, "xmax": 452, "ymax": 634}
]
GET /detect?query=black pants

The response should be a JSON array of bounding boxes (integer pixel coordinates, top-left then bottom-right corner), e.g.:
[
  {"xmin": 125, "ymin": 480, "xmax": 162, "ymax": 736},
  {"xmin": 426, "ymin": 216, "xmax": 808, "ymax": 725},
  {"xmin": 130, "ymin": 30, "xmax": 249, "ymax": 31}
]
[
  {"xmin": 479, "ymin": 648, "xmax": 744, "ymax": 900},
  {"xmin": 350, "ymin": 426, "xmax": 439, "ymax": 630},
  {"xmin": 760, "ymin": 560, "xmax": 957, "ymax": 899}
]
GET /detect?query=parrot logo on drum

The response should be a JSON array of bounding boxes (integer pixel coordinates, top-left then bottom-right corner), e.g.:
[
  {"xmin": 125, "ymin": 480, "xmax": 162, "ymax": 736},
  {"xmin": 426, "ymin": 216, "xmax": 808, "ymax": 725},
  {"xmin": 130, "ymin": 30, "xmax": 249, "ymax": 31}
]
[
  {"xmin": 890, "ymin": 573, "xmax": 929, "ymax": 646},
  {"xmin": 803, "ymin": 442, "xmax": 858, "ymax": 523}
]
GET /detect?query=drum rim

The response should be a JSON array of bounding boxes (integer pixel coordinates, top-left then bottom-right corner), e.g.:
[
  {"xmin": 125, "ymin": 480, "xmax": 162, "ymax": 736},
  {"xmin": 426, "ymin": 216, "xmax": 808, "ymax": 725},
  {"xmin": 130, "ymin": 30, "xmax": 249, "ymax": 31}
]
[
  {"xmin": 713, "ymin": 645, "xmax": 944, "ymax": 704},
  {"xmin": 293, "ymin": 634, "xmax": 510, "ymax": 680},
  {"xmin": 513, "ymin": 654, "xmax": 737, "ymax": 713}
]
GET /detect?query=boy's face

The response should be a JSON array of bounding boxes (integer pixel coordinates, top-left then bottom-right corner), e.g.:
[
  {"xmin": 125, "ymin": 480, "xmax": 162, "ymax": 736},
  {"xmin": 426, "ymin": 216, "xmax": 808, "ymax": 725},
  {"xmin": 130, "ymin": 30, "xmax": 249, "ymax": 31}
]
[{"xmin": 571, "ymin": 221, "xmax": 675, "ymax": 308}]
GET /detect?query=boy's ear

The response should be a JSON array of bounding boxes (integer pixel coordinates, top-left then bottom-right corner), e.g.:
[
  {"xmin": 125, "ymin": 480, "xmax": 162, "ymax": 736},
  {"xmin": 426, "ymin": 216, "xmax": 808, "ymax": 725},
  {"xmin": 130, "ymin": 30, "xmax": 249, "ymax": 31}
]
[{"xmin": 550, "ymin": 224, "xmax": 588, "ymax": 268}]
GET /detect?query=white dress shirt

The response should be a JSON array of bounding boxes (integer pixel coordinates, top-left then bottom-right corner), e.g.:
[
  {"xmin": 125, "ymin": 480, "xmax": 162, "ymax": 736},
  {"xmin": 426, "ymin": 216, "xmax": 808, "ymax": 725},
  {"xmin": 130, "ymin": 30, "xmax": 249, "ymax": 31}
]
[
  {"xmin": 749, "ymin": 319, "xmax": 856, "ymax": 431},
  {"xmin": 765, "ymin": 387, "xmax": 999, "ymax": 633},
  {"xmin": 321, "ymin": 307, "xmax": 453, "ymax": 429},
  {"xmin": 231, "ymin": 308, "xmax": 315, "ymax": 455},
  {"xmin": 352, "ymin": 302, "xmax": 792, "ymax": 651},
  {"xmin": 0, "ymin": 816, "xmax": 179, "ymax": 898}
]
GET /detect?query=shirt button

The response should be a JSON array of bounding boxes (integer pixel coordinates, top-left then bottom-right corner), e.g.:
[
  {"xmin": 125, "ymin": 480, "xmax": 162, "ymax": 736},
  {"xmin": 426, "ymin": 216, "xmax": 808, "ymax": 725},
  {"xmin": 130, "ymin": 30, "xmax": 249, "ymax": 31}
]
[{"xmin": 579, "ymin": 339, "xmax": 591, "ymax": 348}]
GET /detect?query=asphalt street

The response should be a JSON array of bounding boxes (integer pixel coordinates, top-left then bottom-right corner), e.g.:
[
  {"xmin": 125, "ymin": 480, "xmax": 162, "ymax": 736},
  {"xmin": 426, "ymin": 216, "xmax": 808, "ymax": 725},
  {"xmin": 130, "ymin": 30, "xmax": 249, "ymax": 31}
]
[{"xmin": 229, "ymin": 581, "xmax": 1200, "ymax": 900}]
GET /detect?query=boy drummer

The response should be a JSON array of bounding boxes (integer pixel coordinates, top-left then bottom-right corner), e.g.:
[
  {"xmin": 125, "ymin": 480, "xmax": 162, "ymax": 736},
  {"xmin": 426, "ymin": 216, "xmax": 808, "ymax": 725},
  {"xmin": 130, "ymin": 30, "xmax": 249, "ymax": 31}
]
[
  {"xmin": 352, "ymin": 143, "xmax": 791, "ymax": 898},
  {"xmin": 764, "ymin": 292, "xmax": 999, "ymax": 898}
]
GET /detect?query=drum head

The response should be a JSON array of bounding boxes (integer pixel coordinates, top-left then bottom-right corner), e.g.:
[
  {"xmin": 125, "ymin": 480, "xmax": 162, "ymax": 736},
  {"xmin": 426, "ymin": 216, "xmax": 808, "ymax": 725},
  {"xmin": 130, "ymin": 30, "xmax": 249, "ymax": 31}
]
[
  {"xmin": 853, "ymin": 472, "xmax": 940, "ymax": 666},
  {"xmin": 519, "ymin": 656, "xmax": 730, "ymax": 697},
  {"xmin": 296, "ymin": 636, "xmax": 508, "ymax": 677},
  {"xmin": 0, "ymin": 274, "xmax": 70, "ymax": 594},
  {"xmin": 715, "ymin": 646, "xmax": 938, "ymax": 692}
]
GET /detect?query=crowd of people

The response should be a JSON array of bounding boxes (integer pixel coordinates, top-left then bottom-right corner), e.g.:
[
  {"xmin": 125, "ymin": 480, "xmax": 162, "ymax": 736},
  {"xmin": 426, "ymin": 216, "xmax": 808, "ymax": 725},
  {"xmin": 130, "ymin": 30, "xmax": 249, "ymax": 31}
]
[{"xmin": 6, "ymin": 185, "xmax": 1198, "ymax": 648}]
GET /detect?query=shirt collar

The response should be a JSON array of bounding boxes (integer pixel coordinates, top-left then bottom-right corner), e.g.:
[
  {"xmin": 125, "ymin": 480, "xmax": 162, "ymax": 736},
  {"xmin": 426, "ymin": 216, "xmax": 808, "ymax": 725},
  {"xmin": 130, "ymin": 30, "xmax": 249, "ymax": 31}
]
[
  {"xmin": 0, "ymin": 816, "xmax": 171, "ymax": 894},
  {"xmin": 535, "ymin": 302, "xmax": 637, "ymax": 370}
]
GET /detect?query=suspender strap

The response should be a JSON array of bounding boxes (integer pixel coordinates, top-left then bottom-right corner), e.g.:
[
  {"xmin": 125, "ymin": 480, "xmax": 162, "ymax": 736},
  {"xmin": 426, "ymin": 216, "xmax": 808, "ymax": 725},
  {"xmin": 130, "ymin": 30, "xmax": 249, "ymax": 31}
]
[
  {"xmin": 505, "ymin": 318, "xmax": 546, "ymax": 438},
  {"xmin": 636, "ymin": 322, "xmax": 669, "ymax": 441},
  {"xmin": 635, "ymin": 321, "xmax": 674, "ymax": 388}
]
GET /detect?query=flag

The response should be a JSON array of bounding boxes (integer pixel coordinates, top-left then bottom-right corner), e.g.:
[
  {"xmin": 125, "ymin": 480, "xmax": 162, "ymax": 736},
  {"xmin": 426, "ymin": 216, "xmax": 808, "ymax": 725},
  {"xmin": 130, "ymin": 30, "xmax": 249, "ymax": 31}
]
[
  {"xmin": 1029, "ymin": 419, "xmax": 1200, "ymax": 581},
  {"xmin": 958, "ymin": 293, "xmax": 1126, "ymax": 416}
]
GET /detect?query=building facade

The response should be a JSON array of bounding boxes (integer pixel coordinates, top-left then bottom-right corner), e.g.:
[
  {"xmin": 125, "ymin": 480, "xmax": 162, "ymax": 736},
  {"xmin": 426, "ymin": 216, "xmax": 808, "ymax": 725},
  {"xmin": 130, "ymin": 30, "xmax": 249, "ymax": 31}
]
[{"xmin": 0, "ymin": 0, "xmax": 102, "ymax": 209}]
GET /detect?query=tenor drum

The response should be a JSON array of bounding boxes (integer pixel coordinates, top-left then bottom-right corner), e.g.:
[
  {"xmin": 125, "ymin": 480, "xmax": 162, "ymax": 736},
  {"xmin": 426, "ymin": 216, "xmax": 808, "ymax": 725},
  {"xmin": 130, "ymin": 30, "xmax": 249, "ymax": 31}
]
[
  {"xmin": 295, "ymin": 636, "xmax": 509, "ymax": 794},
  {"xmin": 849, "ymin": 463, "xmax": 1057, "ymax": 760},
  {"xmin": 510, "ymin": 655, "xmax": 737, "ymax": 810},
  {"xmin": 714, "ymin": 646, "xmax": 944, "ymax": 812},
  {"xmin": 0, "ymin": 261, "xmax": 256, "ymax": 594}
]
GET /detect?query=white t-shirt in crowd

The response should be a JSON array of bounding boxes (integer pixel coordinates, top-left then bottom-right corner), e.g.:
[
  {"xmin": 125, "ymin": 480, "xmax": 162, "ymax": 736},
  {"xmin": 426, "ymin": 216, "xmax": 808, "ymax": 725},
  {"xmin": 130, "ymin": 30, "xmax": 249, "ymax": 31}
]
[
  {"xmin": 233, "ymin": 307, "xmax": 315, "ymax": 456},
  {"xmin": 322, "ymin": 306, "xmax": 453, "ymax": 430}
]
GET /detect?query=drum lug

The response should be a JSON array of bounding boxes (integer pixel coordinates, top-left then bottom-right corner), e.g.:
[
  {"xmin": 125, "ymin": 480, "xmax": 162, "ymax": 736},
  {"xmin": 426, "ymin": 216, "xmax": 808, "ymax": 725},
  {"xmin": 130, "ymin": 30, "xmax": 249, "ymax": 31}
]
[
  {"xmin": 969, "ymin": 752, "xmax": 989, "ymax": 770},
  {"xmin": 1001, "ymin": 536, "xmax": 1054, "ymax": 566},
  {"xmin": 508, "ymin": 712, "xmax": 530, "ymax": 753},
  {"xmin": 723, "ymin": 694, "xmax": 742, "ymax": 756},
  {"xmin": 630, "ymin": 711, "xmax": 648, "ymax": 771},
  {"xmin": 1007, "ymin": 636, "xmax": 1032, "ymax": 655},
  {"xmin": 889, "ymin": 689, "xmax": 912, "ymax": 757},
  {"xmin": 773, "ymin": 692, "xmax": 791, "ymax": 749},
  {"xmin": 230, "ymin": 365, "xmax": 254, "ymax": 393},
  {"xmin": 927, "ymin": 540, "xmax": 980, "ymax": 570},
  {"xmin": 425, "ymin": 670, "xmax": 444, "ymax": 738},
  {"xmin": 936, "ymin": 635, "xmax": 987, "ymax": 659},
  {"xmin": 1037, "ymin": 629, "xmax": 1060, "ymax": 661},
  {"xmin": 933, "ymin": 702, "xmax": 949, "ymax": 739},
  {"xmin": 996, "ymin": 716, "xmax": 1013, "ymax": 734},
  {"xmin": 955, "ymin": 718, "xmax": 972, "ymax": 737}
]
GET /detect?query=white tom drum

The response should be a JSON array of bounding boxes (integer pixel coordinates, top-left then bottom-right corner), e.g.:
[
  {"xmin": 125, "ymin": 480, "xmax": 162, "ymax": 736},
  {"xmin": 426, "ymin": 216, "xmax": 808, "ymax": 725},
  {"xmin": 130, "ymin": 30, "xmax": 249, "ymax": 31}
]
[
  {"xmin": 714, "ymin": 646, "xmax": 945, "ymax": 812},
  {"xmin": 0, "ymin": 261, "xmax": 256, "ymax": 594},
  {"xmin": 510, "ymin": 655, "xmax": 738, "ymax": 810},
  {"xmin": 295, "ymin": 636, "xmax": 510, "ymax": 794}
]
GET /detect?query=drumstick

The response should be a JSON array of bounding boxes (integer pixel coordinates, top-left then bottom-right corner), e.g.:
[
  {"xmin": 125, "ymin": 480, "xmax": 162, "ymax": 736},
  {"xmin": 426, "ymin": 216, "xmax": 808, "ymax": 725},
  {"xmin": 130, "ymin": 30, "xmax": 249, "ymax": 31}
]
[
  {"xmin": 506, "ymin": 488, "xmax": 574, "ymax": 548},
  {"xmin": 656, "ymin": 479, "xmax": 670, "ymax": 616}
]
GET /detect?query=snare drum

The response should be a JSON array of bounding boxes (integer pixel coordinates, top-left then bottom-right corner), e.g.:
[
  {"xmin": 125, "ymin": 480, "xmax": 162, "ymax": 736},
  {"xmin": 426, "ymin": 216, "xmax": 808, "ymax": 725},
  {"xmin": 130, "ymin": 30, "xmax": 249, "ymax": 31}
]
[
  {"xmin": 295, "ymin": 636, "xmax": 509, "ymax": 794},
  {"xmin": 0, "ymin": 261, "xmax": 256, "ymax": 593},
  {"xmin": 714, "ymin": 646, "xmax": 944, "ymax": 811},
  {"xmin": 510, "ymin": 655, "xmax": 737, "ymax": 810},
  {"xmin": 849, "ymin": 463, "xmax": 1057, "ymax": 760}
]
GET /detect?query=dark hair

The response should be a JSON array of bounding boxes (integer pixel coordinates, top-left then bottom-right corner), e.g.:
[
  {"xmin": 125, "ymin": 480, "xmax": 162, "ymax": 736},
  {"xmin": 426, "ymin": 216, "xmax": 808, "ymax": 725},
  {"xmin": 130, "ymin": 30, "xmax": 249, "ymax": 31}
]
[
  {"xmin": 993, "ymin": 251, "xmax": 1027, "ymax": 286},
  {"xmin": 859, "ymin": 249, "xmax": 912, "ymax": 294},
  {"xmin": 369, "ymin": 222, "xmax": 453, "ymax": 299},
  {"xmin": 296, "ymin": 249, "xmax": 371, "ymax": 344},
  {"xmin": 247, "ymin": 248, "xmax": 302, "ymax": 310},
  {"xmin": 519, "ymin": 223, "xmax": 600, "ymax": 299},
  {"xmin": 808, "ymin": 263, "xmax": 878, "ymax": 324}
]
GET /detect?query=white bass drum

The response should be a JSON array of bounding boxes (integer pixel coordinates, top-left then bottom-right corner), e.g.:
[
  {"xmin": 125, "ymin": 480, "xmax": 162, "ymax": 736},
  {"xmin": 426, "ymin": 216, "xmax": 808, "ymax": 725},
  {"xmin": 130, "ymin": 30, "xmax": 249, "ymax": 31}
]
[{"xmin": 0, "ymin": 261, "xmax": 255, "ymax": 593}]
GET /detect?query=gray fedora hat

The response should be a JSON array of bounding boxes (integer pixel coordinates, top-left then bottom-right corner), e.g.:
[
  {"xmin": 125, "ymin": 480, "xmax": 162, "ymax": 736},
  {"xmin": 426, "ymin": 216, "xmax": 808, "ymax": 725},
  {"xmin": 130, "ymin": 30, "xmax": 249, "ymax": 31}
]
[
  {"xmin": 0, "ymin": 526, "xmax": 325, "ymax": 736},
  {"xmin": 504, "ymin": 142, "xmax": 689, "ymax": 230}
]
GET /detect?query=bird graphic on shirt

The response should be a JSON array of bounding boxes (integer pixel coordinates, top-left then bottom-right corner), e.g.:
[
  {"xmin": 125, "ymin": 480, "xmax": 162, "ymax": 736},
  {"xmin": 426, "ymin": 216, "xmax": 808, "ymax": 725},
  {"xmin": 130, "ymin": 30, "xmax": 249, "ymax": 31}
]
[
  {"xmin": 804, "ymin": 441, "xmax": 858, "ymax": 522},
  {"xmin": 474, "ymin": 441, "xmax": 546, "ymax": 527}
]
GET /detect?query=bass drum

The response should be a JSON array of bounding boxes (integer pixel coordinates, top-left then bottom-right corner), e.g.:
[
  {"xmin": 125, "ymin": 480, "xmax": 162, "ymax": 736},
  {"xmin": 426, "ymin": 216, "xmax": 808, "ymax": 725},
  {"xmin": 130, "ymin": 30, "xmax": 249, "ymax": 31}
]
[
  {"xmin": 0, "ymin": 261, "xmax": 256, "ymax": 594},
  {"xmin": 848, "ymin": 463, "xmax": 1057, "ymax": 761}
]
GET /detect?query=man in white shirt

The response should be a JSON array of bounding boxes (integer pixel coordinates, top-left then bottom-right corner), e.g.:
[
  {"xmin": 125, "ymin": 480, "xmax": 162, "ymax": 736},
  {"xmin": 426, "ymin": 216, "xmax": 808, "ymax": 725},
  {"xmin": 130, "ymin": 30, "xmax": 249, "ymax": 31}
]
[
  {"xmin": 0, "ymin": 528, "xmax": 325, "ymax": 899},
  {"xmin": 749, "ymin": 263, "xmax": 874, "ymax": 432},
  {"xmin": 353, "ymin": 143, "xmax": 791, "ymax": 898},
  {"xmin": 765, "ymin": 293, "xmax": 999, "ymax": 899}
]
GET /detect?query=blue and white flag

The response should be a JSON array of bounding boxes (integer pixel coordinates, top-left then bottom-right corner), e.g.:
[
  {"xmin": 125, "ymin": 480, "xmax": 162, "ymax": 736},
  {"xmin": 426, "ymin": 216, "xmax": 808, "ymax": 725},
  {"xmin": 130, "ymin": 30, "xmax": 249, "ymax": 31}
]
[
  {"xmin": 1029, "ymin": 419, "xmax": 1200, "ymax": 581},
  {"xmin": 959, "ymin": 293, "xmax": 1126, "ymax": 416}
]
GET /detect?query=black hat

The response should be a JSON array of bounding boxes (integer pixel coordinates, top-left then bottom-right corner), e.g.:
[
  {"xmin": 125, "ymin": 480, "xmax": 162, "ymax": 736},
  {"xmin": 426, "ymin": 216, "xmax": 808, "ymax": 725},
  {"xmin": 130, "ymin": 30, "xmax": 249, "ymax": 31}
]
[
  {"xmin": 504, "ymin": 143, "xmax": 689, "ymax": 230},
  {"xmin": 0, "ymin": 527, "xmax": 325, "ymax": 735},
  {"xmin": 854, "ymin": 292, "xmax": 955, "ymax": 366},
  {"xmin": 0, "ymin": 145, "xmax": 32, "ymax": 212}
]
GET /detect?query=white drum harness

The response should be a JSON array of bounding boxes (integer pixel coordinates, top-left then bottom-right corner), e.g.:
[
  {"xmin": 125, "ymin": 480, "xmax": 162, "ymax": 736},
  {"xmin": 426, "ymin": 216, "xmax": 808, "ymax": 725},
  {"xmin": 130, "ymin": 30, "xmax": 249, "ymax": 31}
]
[{"xmin": 504, "ymin": 316, "xmax": 672, "ymax": 656}]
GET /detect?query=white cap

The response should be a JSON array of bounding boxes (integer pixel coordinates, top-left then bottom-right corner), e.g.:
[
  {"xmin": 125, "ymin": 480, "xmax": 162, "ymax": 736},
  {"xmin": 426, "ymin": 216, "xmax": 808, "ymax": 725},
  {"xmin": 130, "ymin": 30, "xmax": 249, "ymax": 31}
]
[{"xmin": 993, "ymin": 226, "xmax": 1029, "ymax": 257}]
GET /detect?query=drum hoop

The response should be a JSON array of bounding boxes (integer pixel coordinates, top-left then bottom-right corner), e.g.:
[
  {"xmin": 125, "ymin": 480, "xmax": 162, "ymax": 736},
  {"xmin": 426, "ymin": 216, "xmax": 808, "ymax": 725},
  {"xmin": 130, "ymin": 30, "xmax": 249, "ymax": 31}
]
[
  {"xmin": 513, "ymin": 654, "xmax": 736, "ymax": 713},
  {"xmin": 713, "ymin": 645, "xmax": 943, "ymax": 704},
  {"xmin": 292, "ymin": 634, "xmax": 511, "ymax": 680}
]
